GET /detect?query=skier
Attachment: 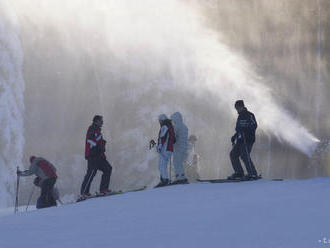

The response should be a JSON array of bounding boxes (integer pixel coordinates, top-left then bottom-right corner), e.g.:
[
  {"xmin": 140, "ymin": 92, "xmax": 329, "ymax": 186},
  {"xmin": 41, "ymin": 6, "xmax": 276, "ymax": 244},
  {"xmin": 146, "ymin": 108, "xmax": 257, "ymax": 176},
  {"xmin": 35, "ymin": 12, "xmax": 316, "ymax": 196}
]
[
  {"xmin": 228, "ymin": 100, "xmax": 259, "ymax": 180},
  {"xmin": 80, "ymin": 115, "xmax": 112, "ymax": 198},
  {"xmin": 170, "ymin": 112, "xmax": 188, "ymax": 184},
  {"xmin": 155, "ymin": 114, "xmax": 176, "ymax": 187},
  {"xmin": 18, "ymin": 156, "xmax": 58, "ymax": 208}
]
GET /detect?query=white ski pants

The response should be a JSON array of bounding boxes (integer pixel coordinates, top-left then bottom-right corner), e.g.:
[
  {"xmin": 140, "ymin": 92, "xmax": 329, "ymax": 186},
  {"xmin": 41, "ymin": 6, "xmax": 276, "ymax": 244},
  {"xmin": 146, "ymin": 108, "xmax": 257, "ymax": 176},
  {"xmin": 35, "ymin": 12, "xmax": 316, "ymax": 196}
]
[
  {"xmin": 173, "ymin": 150, "xmax": 187, "ymax": 180},
  {"xmin": 158, "ymin": 151, "xmax": 172, "ymax": 180}
]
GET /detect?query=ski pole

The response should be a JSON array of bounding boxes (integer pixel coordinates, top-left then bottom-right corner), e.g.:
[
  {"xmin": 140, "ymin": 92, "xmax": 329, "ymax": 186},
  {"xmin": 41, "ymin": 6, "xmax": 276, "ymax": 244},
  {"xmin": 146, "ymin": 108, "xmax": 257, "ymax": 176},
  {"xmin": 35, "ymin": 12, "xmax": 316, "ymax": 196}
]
[
  {"xmin": 169, "ymin": 156, "xmax": 172, "ymax": 184},
  {"xmin": 14, "ymin": 167, "xmax": 20, "ymax": 214},
  {"xmin": 26, "ymin": 185, "xmax": 35, "ymax": 212}
]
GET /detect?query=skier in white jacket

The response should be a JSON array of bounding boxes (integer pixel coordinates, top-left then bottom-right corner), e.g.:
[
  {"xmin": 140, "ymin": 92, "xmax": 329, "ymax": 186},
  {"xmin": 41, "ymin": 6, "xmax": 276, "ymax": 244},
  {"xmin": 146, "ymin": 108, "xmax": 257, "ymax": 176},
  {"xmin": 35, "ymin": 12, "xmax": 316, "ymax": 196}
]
[
  {"xmin": 155, "ymin": 114, "xmax": 176, "ymax": 187},
  {"xmin": 170, "ymin": 112, "xmax": 189, "ymax": 184}
]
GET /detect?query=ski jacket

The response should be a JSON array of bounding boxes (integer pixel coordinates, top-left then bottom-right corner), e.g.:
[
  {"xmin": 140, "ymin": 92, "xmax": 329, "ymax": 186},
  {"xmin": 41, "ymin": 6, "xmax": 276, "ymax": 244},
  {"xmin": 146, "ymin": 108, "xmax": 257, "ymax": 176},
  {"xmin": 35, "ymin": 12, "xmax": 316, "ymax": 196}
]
[
  {"xmin": 85, "ymin": 124, "xmax": 106, "ymax": 160},
  {"xmin": 170, "ymin": 112, "xmax": 188, "ymax": 153},
  {"xmin": 20, "ymin": 157, "xmax": 57, "ymax": 181},
  {"xmin": 157, "ymin": 120, "xmax": 176, "ymax": 152},
  {"xmin": 234, "ymin": 107, "xmax": 257, "ymax": 144}
]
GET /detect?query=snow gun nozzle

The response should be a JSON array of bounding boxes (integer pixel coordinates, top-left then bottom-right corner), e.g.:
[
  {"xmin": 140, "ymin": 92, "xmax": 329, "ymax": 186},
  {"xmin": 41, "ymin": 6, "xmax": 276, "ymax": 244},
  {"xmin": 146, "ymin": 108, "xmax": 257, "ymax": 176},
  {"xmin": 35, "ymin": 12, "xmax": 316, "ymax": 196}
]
[
  {"xmin": 309, "ymin": 139, "xmax": 330, "ymax": 169},
  {"xmin": 312, "ymin": 139, "xmax": 330, "ymax": 157}
]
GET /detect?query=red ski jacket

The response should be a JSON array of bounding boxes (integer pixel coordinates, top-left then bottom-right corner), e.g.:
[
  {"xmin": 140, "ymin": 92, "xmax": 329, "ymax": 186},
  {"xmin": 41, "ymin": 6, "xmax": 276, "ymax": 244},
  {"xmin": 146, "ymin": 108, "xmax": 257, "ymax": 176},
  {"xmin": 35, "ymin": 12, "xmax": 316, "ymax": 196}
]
[
  {"xmin": 85, "ymin": 124, "xmax": 106, "ymax": 160},
  {"xmin": 21, "ymin": 157, "xmax": 57, "ymax": 180},
  {"xmin": 158, "ymin": 121, "xmax": 176, "ymax": 152}
]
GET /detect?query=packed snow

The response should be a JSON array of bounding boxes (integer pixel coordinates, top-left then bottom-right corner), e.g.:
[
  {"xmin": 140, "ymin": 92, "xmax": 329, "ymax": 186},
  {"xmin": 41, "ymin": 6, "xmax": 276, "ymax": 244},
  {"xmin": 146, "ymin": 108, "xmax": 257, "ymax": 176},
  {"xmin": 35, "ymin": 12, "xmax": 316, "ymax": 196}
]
[{"xmin": 0, "ymin": 179, "xmax": 330, "ymax": 248}]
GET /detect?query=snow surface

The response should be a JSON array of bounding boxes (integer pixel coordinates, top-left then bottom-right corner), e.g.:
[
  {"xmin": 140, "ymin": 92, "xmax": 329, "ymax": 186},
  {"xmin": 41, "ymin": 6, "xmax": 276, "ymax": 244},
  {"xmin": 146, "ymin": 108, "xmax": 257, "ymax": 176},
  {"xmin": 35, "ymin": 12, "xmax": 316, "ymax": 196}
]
[{"xmin": 1, "ymin": 179, "xmax": 330, "ymax": 248}]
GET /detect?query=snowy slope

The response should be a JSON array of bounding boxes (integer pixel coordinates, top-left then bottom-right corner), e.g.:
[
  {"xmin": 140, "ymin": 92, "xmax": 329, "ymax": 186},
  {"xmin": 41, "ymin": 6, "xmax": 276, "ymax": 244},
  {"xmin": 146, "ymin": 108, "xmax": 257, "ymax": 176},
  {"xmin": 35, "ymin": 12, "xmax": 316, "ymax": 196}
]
[{"xmin": 1, "ymin": 179, "xmax": 330, "ymax": 248}]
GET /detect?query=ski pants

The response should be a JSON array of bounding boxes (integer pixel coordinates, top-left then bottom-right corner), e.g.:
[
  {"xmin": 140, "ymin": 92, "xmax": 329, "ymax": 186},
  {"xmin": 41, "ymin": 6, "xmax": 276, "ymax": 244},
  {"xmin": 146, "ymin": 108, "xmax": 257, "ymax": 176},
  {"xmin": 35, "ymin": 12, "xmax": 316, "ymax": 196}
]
[
  {"xmin": 81, "ymin": 157, "xmax": 112, "ymax": 195},
  {"xmin": 230, "ymin": 142, "xmax": 257, "ymax": 176},
  {"xmin": 39, "ymin": 177, "xmax": 57, "ymax": 209},
  {"xmin": 173, "ymin": 149, "xmax": 187, "ymax": 180},
  {"xmin": 158, "ymin": 151, "xmax": 172, "ymax": 180}
]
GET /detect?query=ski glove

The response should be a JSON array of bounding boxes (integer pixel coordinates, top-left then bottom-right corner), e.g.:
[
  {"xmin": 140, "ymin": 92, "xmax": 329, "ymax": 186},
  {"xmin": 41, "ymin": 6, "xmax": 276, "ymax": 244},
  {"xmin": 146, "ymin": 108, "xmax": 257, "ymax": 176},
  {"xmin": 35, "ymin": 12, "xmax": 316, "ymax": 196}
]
[
  {"xmin": 149, "ymin": 140, "xmax": 156, "ymax": 150},
  {"xmin": 157, "ymin": 144, "xmax": 162, "ymax": 153},
  {"xmin": 33, "ymin": 177, "xmax": 41, "ymax": 187},
  {"xmin": 231, "ymin": 135, "xmax": 236, "ymax": 145}
]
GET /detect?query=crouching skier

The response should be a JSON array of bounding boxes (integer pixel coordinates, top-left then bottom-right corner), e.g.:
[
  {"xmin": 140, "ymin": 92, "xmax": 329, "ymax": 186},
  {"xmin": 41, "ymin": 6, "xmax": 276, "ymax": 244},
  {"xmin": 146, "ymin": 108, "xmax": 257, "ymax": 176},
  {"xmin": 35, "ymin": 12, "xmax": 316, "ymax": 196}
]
[
  {"xmin": 228, "ymin": 100, "xmax": 259, "ymax": 180},
  {"xmin": 18, "ymin": 156, "xmax": 58, "ymax": 209},
  {"xmin": 155, "ymin": 114, "xmax": 176, "ymax": 187},
  {"xmin": 80, "ymin": 115, "xmax": 112, "ymax": 199}
]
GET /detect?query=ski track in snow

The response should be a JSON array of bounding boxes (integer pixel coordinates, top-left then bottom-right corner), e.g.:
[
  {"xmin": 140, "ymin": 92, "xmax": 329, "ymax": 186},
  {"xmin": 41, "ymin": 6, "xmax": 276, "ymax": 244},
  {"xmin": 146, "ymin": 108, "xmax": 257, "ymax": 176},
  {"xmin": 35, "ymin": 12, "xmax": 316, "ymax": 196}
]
[{"xmin": 0, "ymin": 179, "xmax": 330, "ymax": 248}]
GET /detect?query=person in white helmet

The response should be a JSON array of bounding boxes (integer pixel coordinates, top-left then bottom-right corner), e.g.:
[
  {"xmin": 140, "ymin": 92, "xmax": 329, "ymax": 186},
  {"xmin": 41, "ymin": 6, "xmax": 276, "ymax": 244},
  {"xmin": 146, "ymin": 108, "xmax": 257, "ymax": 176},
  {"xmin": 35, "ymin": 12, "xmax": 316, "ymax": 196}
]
[
  {"xmin": 155, "ymin": 114, "xmax": 176, "ymax": 187},
  {"xmin": 170, "ymin": 112, "xmax": 189, "ymax": 184}
]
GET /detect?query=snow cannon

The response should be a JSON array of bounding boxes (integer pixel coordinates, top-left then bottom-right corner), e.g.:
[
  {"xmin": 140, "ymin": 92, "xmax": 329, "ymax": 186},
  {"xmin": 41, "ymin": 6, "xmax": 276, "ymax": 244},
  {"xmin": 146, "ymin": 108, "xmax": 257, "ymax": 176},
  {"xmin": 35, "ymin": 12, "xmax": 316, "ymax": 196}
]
[
  {"xmin": 327, "ymin": 149, "xmax": 330, "ymax": 175},
  {"xmin": 310, "ymin": 139, "xmax": 330, "ymax": 174}
]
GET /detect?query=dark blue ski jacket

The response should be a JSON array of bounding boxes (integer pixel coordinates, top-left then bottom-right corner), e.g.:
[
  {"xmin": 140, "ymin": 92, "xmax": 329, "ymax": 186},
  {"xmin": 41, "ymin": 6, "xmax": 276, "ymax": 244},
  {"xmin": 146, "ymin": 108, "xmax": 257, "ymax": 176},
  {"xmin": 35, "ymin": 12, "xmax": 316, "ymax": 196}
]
[{"xmin": 233, "ymin": 107, "xmax": 257, "ymax": 144}]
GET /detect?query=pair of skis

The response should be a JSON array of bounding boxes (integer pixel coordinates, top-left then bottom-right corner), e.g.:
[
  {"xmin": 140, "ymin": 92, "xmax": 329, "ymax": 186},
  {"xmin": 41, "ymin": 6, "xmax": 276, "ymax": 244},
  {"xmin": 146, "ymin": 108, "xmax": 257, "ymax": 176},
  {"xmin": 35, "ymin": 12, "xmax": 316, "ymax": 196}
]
[
  {"xmin": 154, "ymin": 180, "xmax": 189, "ymax": 188},
  {"xmin": 77, "ymin": 186, "xmax": 147, "ymax": 202},
  {"xmin": 197, "ymin": 178, "xmax": 283, "ymax": 183}
]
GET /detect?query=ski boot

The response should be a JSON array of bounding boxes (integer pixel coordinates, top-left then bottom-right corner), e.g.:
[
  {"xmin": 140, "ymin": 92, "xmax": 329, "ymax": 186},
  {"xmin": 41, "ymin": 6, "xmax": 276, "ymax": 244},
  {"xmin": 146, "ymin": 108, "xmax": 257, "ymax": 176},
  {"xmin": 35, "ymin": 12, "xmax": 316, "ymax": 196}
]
[
  {"xmin": 244, "ymin": 174, "xmax": 261, "ymax": 181},
  {"xmin": 172, "ymin": 174, "xmax": 189, "ymax": 185},
  {"xmin": 155, "ymin": 178, "xmax": 169, "ymax": 188},
  {"xmin": 227, "ymin": 173, "xmax": 245, "ymax": 180},
  {"xmin": 77, "ymin": 193, "xmax": 92, "ymax": 202},
  {"xmin": 99, "ymin": 189, "xmax": 112, "ymax": 196},
  {"xmin": 172, "ymin": 178, "xmax": 189, "ymax": 185}
]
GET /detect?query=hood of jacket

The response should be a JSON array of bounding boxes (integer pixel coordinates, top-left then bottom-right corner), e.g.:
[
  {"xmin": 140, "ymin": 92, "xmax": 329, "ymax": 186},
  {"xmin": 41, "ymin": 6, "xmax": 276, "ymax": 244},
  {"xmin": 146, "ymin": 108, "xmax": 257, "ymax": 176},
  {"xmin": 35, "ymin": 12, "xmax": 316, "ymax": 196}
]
[{"xmin": 170, "ymin": 112, "xmax": 183, "ymax": 126}]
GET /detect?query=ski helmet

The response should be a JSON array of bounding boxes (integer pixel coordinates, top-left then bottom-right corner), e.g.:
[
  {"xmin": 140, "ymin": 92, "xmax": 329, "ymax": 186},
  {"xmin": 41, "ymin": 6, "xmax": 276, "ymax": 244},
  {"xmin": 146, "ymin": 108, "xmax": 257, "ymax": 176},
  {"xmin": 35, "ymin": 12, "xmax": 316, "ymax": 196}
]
[
  {"xmin": 158, "ymin": 114, "xmax": 168, "ymax": 121},
  {"xmin": 234, "ymin": 100, "xmax": 244, "ymax": 109},
  {"xmin": 93, "ymin": 115, "xmax": 103, "ymax": 123}
]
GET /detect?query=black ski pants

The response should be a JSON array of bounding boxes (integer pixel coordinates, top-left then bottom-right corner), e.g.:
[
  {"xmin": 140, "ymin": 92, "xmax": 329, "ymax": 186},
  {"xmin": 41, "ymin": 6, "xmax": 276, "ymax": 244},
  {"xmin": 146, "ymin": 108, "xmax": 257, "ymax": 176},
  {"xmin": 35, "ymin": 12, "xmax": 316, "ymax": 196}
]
[
  {"xmin": 80, "ymin": 157, "xmax": 112, "ymax": 195},
  {"xmin": 230, "ymin": 142, "xmax": 257, "ymax": 176},
  {"xmin": 39, "ymin": 177, "xmax": 57, "ymax": 209}
]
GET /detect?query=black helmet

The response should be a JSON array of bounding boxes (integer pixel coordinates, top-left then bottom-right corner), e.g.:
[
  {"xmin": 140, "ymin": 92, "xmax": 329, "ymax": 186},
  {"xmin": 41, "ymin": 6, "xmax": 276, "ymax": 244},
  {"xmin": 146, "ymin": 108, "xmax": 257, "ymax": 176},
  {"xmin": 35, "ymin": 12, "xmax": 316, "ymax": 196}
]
[
  {"xmin": 234, "ymin": 100, "xmax": 244, "ymax": 109},
  {"xmin": 93, "ymin": 115, "xmax": 103, "ymax": 123}
]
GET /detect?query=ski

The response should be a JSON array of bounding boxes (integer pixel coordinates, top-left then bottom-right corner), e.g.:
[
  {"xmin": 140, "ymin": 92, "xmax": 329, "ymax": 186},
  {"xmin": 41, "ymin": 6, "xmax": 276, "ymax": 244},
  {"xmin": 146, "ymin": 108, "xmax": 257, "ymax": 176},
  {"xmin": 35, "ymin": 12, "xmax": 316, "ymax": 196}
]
[
  {"xmin": 94, "ymin": 191, "xmax": 122, "ymax": 197},
  {"xmin": 76, "ymin": 186, "xmax": 147, "ymax": 202},
  {"xmin": 95, "ymin": 186, "xmax": 147, "ymax": 197},
  {"xmin": 154, "ymin": 181, "xmax": 189, "ymax": 188},
  {"xmin": 197, "ymin": 178, "xmax": 283, "ymax": 183},
  {"xmin": 127, "ymin": 186, "xmax": 147, "ymax": 192},
  {"xmin": 197, "ymin": 179, "xmax": 243, "ymax": 183}
]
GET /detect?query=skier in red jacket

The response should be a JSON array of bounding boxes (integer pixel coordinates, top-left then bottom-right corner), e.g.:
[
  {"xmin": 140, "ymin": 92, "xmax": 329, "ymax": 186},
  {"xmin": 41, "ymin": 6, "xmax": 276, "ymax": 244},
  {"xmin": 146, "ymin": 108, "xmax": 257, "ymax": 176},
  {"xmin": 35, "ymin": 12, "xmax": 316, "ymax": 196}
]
[{"xmin": 80, "ymin": 115, "xmax": 112, "ymax": 198}]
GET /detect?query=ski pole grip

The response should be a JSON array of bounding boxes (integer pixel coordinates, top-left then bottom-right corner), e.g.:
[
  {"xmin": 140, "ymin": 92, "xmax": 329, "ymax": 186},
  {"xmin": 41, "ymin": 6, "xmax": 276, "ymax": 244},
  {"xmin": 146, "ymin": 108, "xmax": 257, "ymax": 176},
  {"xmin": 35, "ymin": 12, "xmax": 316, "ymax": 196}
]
[{"xmin": 149, "ymin": 140, "xmax": 156, "ymax": 150}]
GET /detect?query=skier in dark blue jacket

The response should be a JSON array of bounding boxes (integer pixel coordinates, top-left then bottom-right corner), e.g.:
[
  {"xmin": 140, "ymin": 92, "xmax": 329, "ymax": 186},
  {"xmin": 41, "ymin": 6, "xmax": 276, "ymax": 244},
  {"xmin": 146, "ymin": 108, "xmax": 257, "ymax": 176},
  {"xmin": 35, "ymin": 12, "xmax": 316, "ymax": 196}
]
[{"xmin": 228, "ymin": 100, "xmax": 259, "ymax": 180}]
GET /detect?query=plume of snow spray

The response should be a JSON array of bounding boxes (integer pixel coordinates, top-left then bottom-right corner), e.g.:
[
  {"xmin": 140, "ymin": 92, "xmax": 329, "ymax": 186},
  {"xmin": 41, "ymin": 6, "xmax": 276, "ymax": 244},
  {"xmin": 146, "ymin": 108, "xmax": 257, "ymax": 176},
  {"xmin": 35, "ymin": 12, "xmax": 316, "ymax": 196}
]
[
  {"xmin": 12, "ymin": 0, "xmax": 319, "ymax": 156},
  {"xmin": 0, "ymin": 0, "xmax": 25, "ymax": 207}
]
